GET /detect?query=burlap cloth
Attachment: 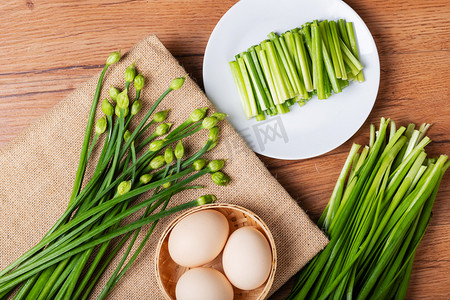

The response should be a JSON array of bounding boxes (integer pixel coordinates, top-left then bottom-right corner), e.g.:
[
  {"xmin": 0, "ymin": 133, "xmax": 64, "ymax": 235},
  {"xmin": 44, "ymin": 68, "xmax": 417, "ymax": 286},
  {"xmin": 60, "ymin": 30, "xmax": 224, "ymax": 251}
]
[{"xmin": 0, "ymin": 35, "xmax": 328, "ymax": 299}]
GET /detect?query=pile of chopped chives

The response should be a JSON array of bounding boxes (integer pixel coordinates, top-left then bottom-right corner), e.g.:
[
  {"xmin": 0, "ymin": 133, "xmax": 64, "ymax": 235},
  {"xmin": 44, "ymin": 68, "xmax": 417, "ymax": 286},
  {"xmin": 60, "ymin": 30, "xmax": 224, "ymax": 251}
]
[{"xmin": 229, "ymin": 19, "xmax": 364, "ymax": 121}]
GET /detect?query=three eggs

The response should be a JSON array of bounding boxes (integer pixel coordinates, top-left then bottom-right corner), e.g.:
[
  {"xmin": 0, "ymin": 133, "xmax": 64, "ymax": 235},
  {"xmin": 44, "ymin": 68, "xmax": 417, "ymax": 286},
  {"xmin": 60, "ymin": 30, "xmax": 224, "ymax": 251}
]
[{"xmin": 167, "ymin": 209, "xmax": 273, "ymax": 300}]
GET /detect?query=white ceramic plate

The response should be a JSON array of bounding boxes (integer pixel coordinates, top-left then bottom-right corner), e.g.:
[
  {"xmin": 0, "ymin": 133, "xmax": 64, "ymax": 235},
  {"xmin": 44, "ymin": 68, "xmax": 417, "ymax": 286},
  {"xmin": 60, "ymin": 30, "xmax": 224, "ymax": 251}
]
[{"xmin": 203, "ymin": 0, "xmax": 380, "ymax": 160}]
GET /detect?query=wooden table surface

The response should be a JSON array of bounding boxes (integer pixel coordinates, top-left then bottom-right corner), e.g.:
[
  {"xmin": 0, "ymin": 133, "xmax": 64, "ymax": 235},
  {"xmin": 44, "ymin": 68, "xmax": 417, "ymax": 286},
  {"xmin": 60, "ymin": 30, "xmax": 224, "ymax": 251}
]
[{"xmin": 0, "ymin": 0, "xmax": 449, "ymax": 298}]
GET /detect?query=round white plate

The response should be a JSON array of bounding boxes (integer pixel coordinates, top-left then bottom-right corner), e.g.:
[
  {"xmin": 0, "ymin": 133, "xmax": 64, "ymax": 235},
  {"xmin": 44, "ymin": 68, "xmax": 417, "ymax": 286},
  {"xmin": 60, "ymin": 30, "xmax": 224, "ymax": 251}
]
[{"xmin": 203, "ymin": 0, "xmax": 380, "ymax": 160}]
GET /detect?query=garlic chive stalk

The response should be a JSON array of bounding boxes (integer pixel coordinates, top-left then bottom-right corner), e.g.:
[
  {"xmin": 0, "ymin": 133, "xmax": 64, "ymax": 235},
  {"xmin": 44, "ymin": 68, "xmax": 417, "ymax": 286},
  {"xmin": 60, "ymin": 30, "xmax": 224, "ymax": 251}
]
[
  {"xmin": 288, "ymin": 118, "xmax": 448, "ymax": 299},
  {"xmin": 69, "ymin": 50, "xmax": 120, "ymax": 207}
]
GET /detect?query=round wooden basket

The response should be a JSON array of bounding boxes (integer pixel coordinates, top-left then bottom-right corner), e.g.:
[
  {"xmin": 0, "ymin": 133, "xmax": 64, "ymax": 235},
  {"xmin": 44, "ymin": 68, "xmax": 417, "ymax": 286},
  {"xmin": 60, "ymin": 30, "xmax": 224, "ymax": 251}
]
[{"xmin": 155, "ymin": 203, "xmax": 277, "ymax": 300}]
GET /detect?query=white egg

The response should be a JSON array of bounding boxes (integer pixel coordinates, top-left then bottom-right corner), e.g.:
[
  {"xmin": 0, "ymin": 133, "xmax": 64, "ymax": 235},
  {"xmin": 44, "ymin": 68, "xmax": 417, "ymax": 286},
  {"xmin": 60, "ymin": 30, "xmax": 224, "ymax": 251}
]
[
  {"xmin": 222, "ymin": 226, "xmax": 272, "ymax": 290},
  {"xmin": 168, "ymin": 209, "xmax": 229, "ymax": 267},
  {"xmin": 175, "ymin": 267, "xmax": 234, "ymax": 300}
]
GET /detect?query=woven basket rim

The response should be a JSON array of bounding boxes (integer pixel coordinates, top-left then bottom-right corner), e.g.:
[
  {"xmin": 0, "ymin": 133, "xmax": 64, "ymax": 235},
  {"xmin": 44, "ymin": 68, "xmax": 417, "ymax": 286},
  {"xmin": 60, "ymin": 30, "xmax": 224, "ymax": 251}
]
[{"xmin": 155, "ymin": 203, "xmax": 277, "ymax": 300}]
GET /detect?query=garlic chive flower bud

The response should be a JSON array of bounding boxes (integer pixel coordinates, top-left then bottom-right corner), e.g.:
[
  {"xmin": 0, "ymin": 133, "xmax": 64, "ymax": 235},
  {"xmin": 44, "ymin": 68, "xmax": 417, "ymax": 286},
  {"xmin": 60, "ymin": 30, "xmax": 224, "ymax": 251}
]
[
  {"xmin": 175, "ymin": 141, "xmax": 184, "ymax": 159},
  {"xmin": 102, "ymin": 99, "xmax": 114, "ymax": 116},
  {"xmin": 155, "ymin": 123, "xmax": 172, "ymax": 136},
  {"xmin": 123, "ymin": 130, "xmax": 131, "ymax": 142},
  {"xmin": 197, "ymin": 194, "xmax": 217, "ymax": 206},
  {"xmin": 149, "ymin": 140, "xmax": 165, "ymax": 152},
  {"xmin": 164, "ymin": 147, "xmax": 174, "ymax": 164},
  {"xmin": 189, "ymin": 107, "xmax": 208, "ymax": 122},
  {"xmin": 117, "ymin": 180, "xmax": 131, "ymax": 196},
  {"xmin": 139, "ymin": 173, "xmax": 153, "ymax": 185},
  {"xmin": 207, "ymin": 141, "xmax": 218, "ymax": 151},
  {"xmin": 211, "ymin": 171, "xmax": 230, "ymax": 186},
  {"xmin": 154, "ymin": 110, "xmax": 169, "ymax": 123},
  {"xmin": 170, "ymin": 75, "xmax": 187, "ymax": 90},
  {"xmin": 149, "ymin": 155, "xmax": 165, "ymax": 170},
  {"xmin": 134, "ymin": 74, "xmax": 145, "ymax": 91},
  {"xmin": 202, "ymin": 117, "xmax": 218, "ymax": 129},
  {"xmin": 208, "ymin": 127, "xmax": 219, "ymax": 143},
  {"xmin": 106, "ymin": 51, "xmax": 121, "ymax": 65},
  {"xmin": 117, "ymin": 89, "xmax": 129, "ymax": 109},
  {"xmin": 211, "ymin": 112, "xmax": 227, "ymax": 121},
  {"xmin": 125, "ymin": 63, "xmax": 136, "ymax": 83},
  {"xmin": 95, "ymin": 116, "xmax": 107, "ymax": 135},
  {"xmin": 109, "ymin": 87, "xmax": 120, "ymax": 102},
  {"xmin": 207, "ymin": 159, "xmax": 225, "ymax": 172},
  {"xmin": 163, "ymin": 181, "xmax": 172, "ymax": 189},
  {"xmin": 131, "ymin": 100, "xmax": 142, "ymax": 116},
  {"xmin": 193, "ymin": 159, "xmax": 207, "ymax": 171},
  {"xmin": 115, "ymin": 105, "xmax": 129, "ymax": 118}
]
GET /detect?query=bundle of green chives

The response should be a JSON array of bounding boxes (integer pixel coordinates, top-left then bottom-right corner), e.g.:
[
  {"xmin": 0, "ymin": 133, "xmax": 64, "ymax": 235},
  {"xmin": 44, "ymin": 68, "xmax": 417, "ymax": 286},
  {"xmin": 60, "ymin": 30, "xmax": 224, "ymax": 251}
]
[
  {"xmin": 287, "ymin": 118, "xmax": 449, "ymax": 300},
  {"xmin": 0, "ymin": 52, "xmax": 231, "ymax": 299},
  {"xmin": 229, "ymin": 19, "xmax": 364, "ymax": 121}
]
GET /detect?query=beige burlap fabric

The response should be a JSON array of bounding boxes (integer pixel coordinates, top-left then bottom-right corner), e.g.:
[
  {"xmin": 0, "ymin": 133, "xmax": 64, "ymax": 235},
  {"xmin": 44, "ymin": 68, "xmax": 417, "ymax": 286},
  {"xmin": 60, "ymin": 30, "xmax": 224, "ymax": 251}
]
[{"xmin": 0, "ymin": 35, "xmax": 328, "ymax": 299}]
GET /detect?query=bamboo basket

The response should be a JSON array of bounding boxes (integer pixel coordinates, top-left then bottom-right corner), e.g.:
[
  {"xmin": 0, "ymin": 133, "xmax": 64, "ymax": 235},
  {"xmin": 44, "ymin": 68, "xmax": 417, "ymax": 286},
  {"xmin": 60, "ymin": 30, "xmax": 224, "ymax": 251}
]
[{"xmin": 155, "ymin": 203, "xmax": 277, "ymax": 300}]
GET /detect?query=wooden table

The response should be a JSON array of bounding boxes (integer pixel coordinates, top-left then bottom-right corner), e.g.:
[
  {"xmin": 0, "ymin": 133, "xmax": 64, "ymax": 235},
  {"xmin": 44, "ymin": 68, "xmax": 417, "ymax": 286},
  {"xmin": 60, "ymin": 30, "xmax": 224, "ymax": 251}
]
[{"xmin": 0, "ymin": 0, "xmax": 448, "ymax": 298}]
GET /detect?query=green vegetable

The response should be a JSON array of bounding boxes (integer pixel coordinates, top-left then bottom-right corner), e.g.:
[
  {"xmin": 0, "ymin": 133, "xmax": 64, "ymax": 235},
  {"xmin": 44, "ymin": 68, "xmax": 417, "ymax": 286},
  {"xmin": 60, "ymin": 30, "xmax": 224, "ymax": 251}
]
[
  {"xmin": 149, "ymin": 155, "xmax": 166, "ymax": 170},
  {"xmin": 287, "ymin": 118, "xmax": 449, "ymax": 299},
  {"xmin": 131, "ymin": 99, "xmax": 142, "ymax": 116},
  {"xmin": 0, "ymin": 52, "xmax": 229, "ymax": 299},
  {"xmin": 134, "ymin": 73, "xmax": 145, "ymax": 91},
  {"xmin": 123, "ymin": 130, "xmax": 131, "ymax": 142},
  {"xmin": 148, "ymin": 139, "xmax": 165, "ymax": 152},
  {"xmin": 346, "ymin": 22, "xmax": 364, "ymax": 82},
  {"xmin": 139, "ymin": 173, "xmax": 153, "ymax": 184},
  {"xmin": 109, "ymin": 86, "xmax": 120, "ymax": 102},
  {"xmin": 237, "ymin": 56, "xmax": 259, "ymax": 117},
  {"xmin": 189, "ymin": 107, "xmax": 208, "ymax": 122},
  {"xmin": 102, "ymin": 98, "xmax": 114, "ymax": 116},
  {"xmin": 211, "ymin": 171, "xmax": 231, "ymax": 186},
  {"xmin": 164, "ymin": 147, "xmax": 174, "ymax": 164},
  {"xmin": 106, "ymin": 51, "xmax": 121, "ymax": 65},
  {"xmin": 170, "ymin": 75, "xmax": 187, "ymax": 90},
  {"xmin": 116, "ymin": 89, "xmax": 130, "ymax": 109},
  {"xmin": 193, "ymin": 159, "xmax": 207, "ymax": 171},
  {"xmin": 262, "ymin": 40, "xmax": 291, "ymax": 103},
  {"xmin": 312, "ymin": 21, "xmax": 325, "ymax": 99},
  {"xmin": 175, "ymin": 140, "xmax": 185, "ymax": 159},
  {"xmin": 211, "ymin": 112, "xmax": 227, "ymax": 121},
  {"xmin": 202, "ymin": 116, "xmax": 218, "ymax": 129},
  {"xmin": 207, "ymin": 159, "xmax": 226, "ymax": 172},
  {"xmin": 229, "ymin": 19, "xmax": 364, "ymax": 121},
  {"xmin": 95, "ymin": 116, "xmax": 107, "ymax": 135},
  {"xmin": 243, "ymin": 51, "xmax": 268, "ymax": 111},
  {"xmin": 154, "ymin": 109, "xmax": 169, "ymax": 123},
  {"xmin": 117, "ymin": 180, "xmax": 132, "ymax": 196},
  {"xmin": 124, "ymin": 63, "xmax": 136, "ymax": 87},
  {"xmin": 208, "ymin": 126, "xmax": 220, "ymax": 143},
  {"xmin": 229, "ymin": 61, "xmax": 253, "ymax": 119},
  {"xmin": 292, "ymin": 30, "xmax": 313, "ymax": 92},
  {"xmin": 155, "ymin": 123, "xmax": 172, "ymax": 136},
  {"xmin": 115, "ymin": 104, "xmax": 128, "ymax": 117}
]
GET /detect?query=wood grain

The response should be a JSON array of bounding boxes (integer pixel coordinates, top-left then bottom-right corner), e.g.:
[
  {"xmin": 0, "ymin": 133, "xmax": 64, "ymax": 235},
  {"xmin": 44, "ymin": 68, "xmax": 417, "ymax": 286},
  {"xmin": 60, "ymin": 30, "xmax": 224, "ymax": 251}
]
[{"xmin": 0, "ymin": 0, "xmax": 449, "ymax": 298}]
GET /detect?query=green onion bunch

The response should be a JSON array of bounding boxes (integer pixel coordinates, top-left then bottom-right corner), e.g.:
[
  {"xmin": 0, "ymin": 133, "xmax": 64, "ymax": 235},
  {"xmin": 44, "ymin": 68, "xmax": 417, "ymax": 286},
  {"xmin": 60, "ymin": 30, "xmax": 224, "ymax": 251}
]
[
  {"xmin": 288, "ymin": 118, "xmax": 448, "ymax": 300},
  {"xmin": 230, "ymin": 19, "xmax": 364, "ymax": 121},
  {"xmin": 0, "ymin": 52, "xmax": 230, "ymax": 299}
]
